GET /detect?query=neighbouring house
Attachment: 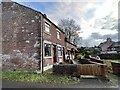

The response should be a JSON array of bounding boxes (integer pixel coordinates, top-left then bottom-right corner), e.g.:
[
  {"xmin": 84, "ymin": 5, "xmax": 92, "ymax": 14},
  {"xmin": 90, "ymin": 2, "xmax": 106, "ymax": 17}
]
[
  {"xmin": 98, "ymin": 38, "xmax": 114, "ymax": 52},
  {"xmin": 108, "ymin": 41, "xmax": 120, "ymax": 53},
  {"xmin": 65, "ymin": 38, "xmax": 77, "ymax": 60},
  {"xmin": 98, "ymin": 38, "xmax": 120, "ymax": 54},
  {"xmin": 2, "ymin": 1, "xmax": 77, "ymax": 72}
]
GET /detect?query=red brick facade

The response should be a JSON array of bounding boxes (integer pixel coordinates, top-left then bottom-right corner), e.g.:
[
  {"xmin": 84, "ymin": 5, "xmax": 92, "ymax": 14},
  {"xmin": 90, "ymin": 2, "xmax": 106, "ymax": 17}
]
[
  {"xmin": 42, "ymin": 17, "xmax": 65, "ymax": 46},
  {"xmin": 42, "ymin": 16, "xmax": 65, "ymax": 67},
  {"xmin": 2, "ymin": 1, "xmax": 77, "ymax": 72}
]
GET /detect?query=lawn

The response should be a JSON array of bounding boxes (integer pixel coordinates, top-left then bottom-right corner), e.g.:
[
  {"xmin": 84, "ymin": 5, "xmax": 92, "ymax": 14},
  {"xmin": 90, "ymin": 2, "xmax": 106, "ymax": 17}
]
[
  {"xmin": 2, "ymin": 71, "xmax": 80, "ymax": 84},
  {"xmin": 110, "ymin": 60, "xmax": 120, "ymax": 63}
]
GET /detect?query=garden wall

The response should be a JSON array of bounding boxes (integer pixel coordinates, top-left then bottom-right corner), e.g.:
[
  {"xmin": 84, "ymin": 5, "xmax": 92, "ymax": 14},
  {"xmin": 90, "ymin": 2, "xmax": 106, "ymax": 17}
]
[{"xmin": 53, "ymin": 64, "xmax": 80, "ymax": 77}]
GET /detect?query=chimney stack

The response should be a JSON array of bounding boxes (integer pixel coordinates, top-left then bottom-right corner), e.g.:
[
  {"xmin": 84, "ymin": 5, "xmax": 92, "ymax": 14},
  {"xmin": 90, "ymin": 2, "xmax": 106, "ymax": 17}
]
[{"xmin": 43, "ymin": 14, "xmax": 47, "ymax": 18}]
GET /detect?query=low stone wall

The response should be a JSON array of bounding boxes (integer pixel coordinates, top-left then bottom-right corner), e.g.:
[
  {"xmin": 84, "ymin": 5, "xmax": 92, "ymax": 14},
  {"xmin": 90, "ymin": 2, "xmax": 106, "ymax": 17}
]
[{"xmin": 111, "ymin": 62, "xmax": 120, "ymax": 75}]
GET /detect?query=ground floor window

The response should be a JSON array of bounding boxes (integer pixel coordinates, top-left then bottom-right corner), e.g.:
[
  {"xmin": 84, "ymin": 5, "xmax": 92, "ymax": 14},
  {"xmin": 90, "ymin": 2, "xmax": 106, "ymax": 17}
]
[
  {"xmin": 44, "ymin": 43, "xmax": 51, "ymax": 56},
  {"xmin": 58, "ymin": 47, "xmax": 62, "ymax": 56}
]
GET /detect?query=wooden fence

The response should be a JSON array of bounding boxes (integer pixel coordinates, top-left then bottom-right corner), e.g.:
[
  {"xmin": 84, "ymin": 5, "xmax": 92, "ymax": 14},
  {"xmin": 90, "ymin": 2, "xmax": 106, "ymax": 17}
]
[
  {"xmin": 79, "ymin": 64, "xmax": 101, "ymax": 76},
  {"xmin": 79, "ymin": 64, "xmax": 108, "ymax": 77}
]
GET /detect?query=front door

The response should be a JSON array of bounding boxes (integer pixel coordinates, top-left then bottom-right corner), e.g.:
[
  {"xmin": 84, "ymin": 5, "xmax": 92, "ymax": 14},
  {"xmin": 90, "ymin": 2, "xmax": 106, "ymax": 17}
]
[
  {"xmin": 63, "ymin": 47, "xmax": 65, "ymax": 62},
  {"xmin": 53, "ymin": 45, "xmax": 57, "ymax": 63}
]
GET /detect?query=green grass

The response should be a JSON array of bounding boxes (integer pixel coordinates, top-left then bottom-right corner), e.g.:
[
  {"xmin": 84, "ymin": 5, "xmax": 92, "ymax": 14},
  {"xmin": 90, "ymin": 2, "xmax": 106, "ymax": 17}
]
[
  {"xmin": 110, "ymin": 60, "xmax": 120, "ymax": 63},
  {"xmin": 108, "ymin": 73, "xmax": 120, "ymax": 85},
  {"xmin": 2, "ymin": 71, "xmax": 80, "ymax": 84}
]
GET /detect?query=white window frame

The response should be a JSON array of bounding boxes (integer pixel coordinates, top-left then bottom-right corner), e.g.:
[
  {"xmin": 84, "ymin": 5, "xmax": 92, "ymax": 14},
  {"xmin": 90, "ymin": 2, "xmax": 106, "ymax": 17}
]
[
  {"xmin": 56, "ymin": 29, "xmax": 61, "ymax": 40},
  {"xmin": 45, "ymin": 22, "xmax": 50, "ymax": 33},
  {"xmin": 44, "ymin": 40, "xmax": 52, "ymax": 58},
  {"xmin": 44, "ymin": 19, "xmax": 51, "ymax": 34},
  {"xmin": 57, "ymin": 46, "xmax": 62, "ymax": 57}
]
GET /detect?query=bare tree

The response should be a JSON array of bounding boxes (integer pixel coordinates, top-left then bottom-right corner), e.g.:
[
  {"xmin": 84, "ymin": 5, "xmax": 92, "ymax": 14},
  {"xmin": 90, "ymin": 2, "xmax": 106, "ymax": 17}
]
[{"xmin": 58, "ymin": 18, "xmax": 81, "ymax": 45}]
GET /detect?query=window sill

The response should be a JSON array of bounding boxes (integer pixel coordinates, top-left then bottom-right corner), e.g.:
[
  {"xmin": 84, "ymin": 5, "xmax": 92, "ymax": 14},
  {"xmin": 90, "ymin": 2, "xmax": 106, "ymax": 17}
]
[
  {"xmin": 57, "ymin": 38, "xmax": 61, "ymax": 40},
  {"xmin": 44, "ymin": 56, "xmax": 52, "ymax": 59},
  {"xmin": 44, "ymin": 31, "xmax": 51, "ymax": 35}
]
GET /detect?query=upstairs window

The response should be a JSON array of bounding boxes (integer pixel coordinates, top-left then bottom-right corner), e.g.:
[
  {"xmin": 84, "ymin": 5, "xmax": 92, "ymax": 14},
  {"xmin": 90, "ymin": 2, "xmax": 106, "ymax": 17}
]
[
  {"xmin": 44, "ymin": 43, "xmax": 51, "ymax": 56},
  {"xmin": 57, "ymin": 30, "xmax": 61, "ymax": 40},
  {"xmin": 45, "ymin": 22, "xmax": 50, "ymax": 33}
]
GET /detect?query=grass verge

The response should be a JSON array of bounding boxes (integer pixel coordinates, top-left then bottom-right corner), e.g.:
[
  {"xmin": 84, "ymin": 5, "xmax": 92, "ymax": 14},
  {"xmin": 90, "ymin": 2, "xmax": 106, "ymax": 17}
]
[
  {"xmin": 110, "ymin": 60, "xmax": 120, "ymax": 63},
  {"xmin": 2, "ymin": 71, "xmax": 80, "ymax": 84},
  {"xmin": 108, "ymin": 73, "xmax": 119, "ymax": 86}
]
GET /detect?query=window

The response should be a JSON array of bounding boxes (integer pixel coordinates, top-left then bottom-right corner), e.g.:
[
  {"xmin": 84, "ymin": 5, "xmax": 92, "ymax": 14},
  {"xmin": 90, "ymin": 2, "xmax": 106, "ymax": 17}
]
[
  {"xmin": 58, "ymin": 47, "xmax": 62, "ymax": 56},
  {"xmin": 45, "ymin": 22, "xmax": 50, "ymax": 33},
  {"xmin": 111, "ymin": 48, "xmax": 115, "ymax": 51},
  {"xmin": 44, "ymin": 43, "xmax": 51, "ymax": 56},
  {"xmin": 57, "ymin": 31, "xmax": 61, "ymax": 39}
]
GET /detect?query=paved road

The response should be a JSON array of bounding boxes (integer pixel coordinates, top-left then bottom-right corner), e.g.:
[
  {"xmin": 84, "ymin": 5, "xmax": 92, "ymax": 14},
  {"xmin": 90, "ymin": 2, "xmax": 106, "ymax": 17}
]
[{"xmin": 2, "ymin": 77, "xmax": 119, "ymax": 89}]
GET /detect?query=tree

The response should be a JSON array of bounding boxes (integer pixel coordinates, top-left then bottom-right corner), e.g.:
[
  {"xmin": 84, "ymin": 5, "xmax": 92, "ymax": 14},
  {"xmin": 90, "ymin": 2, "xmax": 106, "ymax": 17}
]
[
  {"xmin": 58, "ymin": 18, "xmax": 81, "ymax": 45},
  {"xmin": 77, "ymin": 47, "xmax": 101, "ymax": 60}
]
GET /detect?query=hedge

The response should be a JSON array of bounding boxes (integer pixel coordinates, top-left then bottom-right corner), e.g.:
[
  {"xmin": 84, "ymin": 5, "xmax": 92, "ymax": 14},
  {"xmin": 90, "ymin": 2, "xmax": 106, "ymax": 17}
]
[{"xmin": 99, "ymin": 54, "xmax": 120, "ymax": 60}]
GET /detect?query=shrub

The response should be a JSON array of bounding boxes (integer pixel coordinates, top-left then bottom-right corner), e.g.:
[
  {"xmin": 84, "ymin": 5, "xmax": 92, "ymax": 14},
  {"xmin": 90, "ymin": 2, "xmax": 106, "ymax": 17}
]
[{"xmin": 77, "ymin": 54, "xmax": 84, "ymax": 60}]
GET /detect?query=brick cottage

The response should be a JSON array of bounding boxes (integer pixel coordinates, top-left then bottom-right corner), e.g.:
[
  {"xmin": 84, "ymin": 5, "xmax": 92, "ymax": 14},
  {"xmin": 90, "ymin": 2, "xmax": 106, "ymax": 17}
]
[{"xmin": 2, "ymin": 1, "xmax": 77, "ymax": 72}]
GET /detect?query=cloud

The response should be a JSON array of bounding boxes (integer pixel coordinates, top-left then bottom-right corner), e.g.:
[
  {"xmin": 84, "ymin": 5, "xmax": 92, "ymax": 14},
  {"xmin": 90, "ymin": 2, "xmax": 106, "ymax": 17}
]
[
  {"xmin": 14, "ymin": 0, "xmax": 119, "ymax": 47},
  {"xmin": 91, "ymin": 32, "xmax": 118, "ymax": 40},
  {"xmin": 44, "ymin": 1, "xmax": 103, "ymax": 25},
  {"xmin": 89, "ymin": 0, "xmax": 118, "ymax": 29},
  {"xmin": 91, "ymin": 33, "xmax": 101, "ymax": 39},
  {"xmin": 80, "ymin": 32, "xmax": 118, "ymax": 47},
  {"xmin": 13, "ymin": 0, "xmax": 106, "ymax": 2}
]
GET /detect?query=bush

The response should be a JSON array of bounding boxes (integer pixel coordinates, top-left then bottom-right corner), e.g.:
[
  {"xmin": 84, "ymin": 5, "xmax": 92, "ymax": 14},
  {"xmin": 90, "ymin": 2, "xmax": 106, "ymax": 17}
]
[
  {"xmin": 77, "ymin": 54, "xmax": 84, "ymax": 60},
  {"xmin": 77, "ymin": 47, "xmax": 100, "ymax": 60}
]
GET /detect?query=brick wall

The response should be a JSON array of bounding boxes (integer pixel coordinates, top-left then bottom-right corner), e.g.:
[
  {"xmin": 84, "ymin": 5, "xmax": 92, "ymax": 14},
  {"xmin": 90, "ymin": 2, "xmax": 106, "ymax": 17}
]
[
  {"xmin": 42, "ymin": 18, "xmax": 65, "ymax": 46},
  {"xmin": 42, "ymin": 17, "xmax": 65, "ymax": 66},
  {"xmin": 2, "ymin": 2, "xmax": 42, "ymax": 71}
]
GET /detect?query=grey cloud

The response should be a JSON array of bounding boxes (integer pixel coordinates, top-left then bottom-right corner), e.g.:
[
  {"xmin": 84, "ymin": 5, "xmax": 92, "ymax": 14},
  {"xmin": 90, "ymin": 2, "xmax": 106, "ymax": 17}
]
[
  {"xmin": 102, "ymin": 34, "xmax": 118, "ymax": 41},
  {"xmin": 90, "ymin": 32, "xmax": 118, "ymax": 40},
  {"xmin": 79, "ymin": 33, "xmax": 118, "ymax": 47},
  {"xmin": 79, "ymin": 37, "xmax": 100, "ymax": 47},
  {"xmin": 91, "ymin": 32, "xmax": 101, "ymax": 39},
  {"xmin": 93, "ymin": 14, "xmax": 118, "ymax": 30}
]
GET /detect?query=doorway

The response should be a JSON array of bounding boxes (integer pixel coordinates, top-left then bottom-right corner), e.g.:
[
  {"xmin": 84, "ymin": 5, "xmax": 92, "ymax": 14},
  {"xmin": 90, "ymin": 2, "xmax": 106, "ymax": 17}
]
[{"xmin": 53, "ymin": 45, "xmax": 57, "ymax": 63}]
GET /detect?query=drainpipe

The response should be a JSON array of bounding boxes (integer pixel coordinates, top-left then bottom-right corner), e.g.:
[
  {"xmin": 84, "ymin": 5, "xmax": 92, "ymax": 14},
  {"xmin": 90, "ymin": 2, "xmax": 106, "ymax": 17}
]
[{"xmin": 40, "ymin": 14, "xmax": 44, "ymax": 73}]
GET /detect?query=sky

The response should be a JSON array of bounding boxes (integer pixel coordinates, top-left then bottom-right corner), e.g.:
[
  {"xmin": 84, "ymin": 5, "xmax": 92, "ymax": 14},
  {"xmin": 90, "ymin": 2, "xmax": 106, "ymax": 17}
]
[{"xmin": 12, "ymin": 0, "xmax": 119, "ymax": 47}]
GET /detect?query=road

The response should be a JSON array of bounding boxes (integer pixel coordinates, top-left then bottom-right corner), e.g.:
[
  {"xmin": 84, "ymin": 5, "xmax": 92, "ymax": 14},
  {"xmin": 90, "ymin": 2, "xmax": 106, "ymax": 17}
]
[{"xmin": 2, "ymin": 77, "xmax": 119, "ymax": 89}]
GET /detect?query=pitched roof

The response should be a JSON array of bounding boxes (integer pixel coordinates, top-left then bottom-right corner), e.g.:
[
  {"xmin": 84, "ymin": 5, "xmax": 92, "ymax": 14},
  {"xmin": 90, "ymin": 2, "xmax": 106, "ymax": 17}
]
[{"xmin": 109, "ymin": 41, "xmax": 120, "ymax": 48}]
